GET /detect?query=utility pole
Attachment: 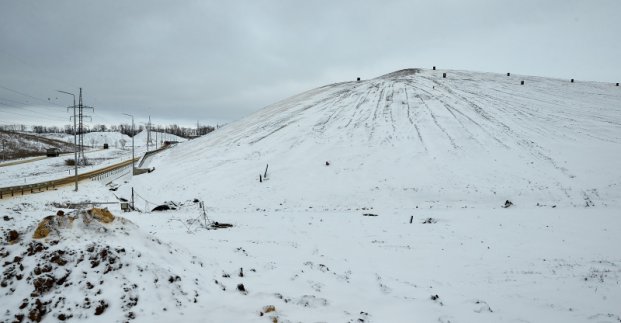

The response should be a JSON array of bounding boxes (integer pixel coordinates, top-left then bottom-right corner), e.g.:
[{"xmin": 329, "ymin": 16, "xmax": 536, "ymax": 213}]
[
  {"xmin": 2, "ymin": 139, "xmax": 6, "ymax": 161},
  {"xmin": 58, "ymin": 90, "xmax": 79, "ymax": 191},
  {"xmin": 123, "ymin": 113, "xmax": 135, "ymax": 175},
  {"xmin": 147, "ymin": 115, "xmax": 151, "ymax": 152}
]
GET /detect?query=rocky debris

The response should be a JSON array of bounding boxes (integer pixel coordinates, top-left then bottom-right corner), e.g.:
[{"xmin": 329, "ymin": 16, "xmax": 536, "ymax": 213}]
[
  {"xmin": 32, "ymin": 208, "xmax": 123, "ymax": 240},
  {"xmin": 362, "ymin": 213, "xmax": 378, "ymax": 217},
  {"xmin": 502, "ymin": 200, "xmax": 513, "ymax": 208},
  {"xmin": 32, "ymin": 214, "xmax": 76, "ymax": 239},
  {"xmin": 422, "ymin": 217, "xmax": 437, "ymax": 224},
  {"xmin": 7, "ymin": 230, "xmax": 20, "ymax": 244},
  {"xmin": 1, "ymin": 210, "xmax": 204, "ymax": 322}
]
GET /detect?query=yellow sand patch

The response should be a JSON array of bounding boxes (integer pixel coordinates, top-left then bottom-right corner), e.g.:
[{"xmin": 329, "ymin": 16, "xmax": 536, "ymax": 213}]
[
  {"xmin": 89, "ymin": 208, "xmax": 115, "ymax": 223},
  {"xmin": 32, "ymin": 216, "xmax": 54, "ymax": 239}
]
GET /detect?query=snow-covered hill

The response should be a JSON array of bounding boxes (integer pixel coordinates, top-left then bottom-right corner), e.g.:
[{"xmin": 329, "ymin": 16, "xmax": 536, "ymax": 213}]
[
  {"xmin": 0, "ymin": 131, "xmax": 75, "ymax": 159},
  {"xmin": 42, "ymin": 131, "xmax": 186, "ymax": 150},
  {"xmin": 134, "ymin": 68, "xmax": 621, "ymax": 210}
]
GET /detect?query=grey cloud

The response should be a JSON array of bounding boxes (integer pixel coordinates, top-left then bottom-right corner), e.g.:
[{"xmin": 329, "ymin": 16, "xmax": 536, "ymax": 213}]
[{"xmin": 1, "ymin": 0, "xmax": 619, "ymax": 126}]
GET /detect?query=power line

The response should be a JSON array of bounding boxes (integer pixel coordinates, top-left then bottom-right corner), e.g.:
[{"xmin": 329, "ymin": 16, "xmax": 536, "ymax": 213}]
[
  {"xmin": 0, "ymin": 48, "xmax": 79, "ymax": 90},
  {"xmin": 0, "ymin": 103, "xmax": 70, "ymax": 122},
  {"xmin": 0, "ymin": 84, "xmax": 64, "ymax": 107}
]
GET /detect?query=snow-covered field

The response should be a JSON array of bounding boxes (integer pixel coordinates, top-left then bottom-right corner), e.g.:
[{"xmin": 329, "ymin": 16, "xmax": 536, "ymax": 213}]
[{"xmin": 2, "ymin": 68, "xmax": 620, "ymax": 322}]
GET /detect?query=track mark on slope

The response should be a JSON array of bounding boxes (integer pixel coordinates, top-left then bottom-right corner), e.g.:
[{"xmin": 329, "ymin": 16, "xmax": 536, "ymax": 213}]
[
  {"xmin": 344, "ymin": 90, "xmax": 372, "ymax": 129},
  {"xmin": 412, "ymin": 83, "xmax": 508, "ymax": 149},
  {"xmin": 418, "ymin": 95, "xmax": 459, "ymax": 149},
  {"xmin": 312, "ymin": 89, "xmax": 357, "ymax": 134},
  {"xmin": 427, "ymin": 76, "xmax": 577, "ymax": 179},
  {"xmin": 403, "ymin": 86, "xmax": 427, "ymax": 151},
  {"xmin": 368, "ymin": 85, "xmax": 386, "ymax": 142},
  {"xmin": 384, "ymin": 84, "xmax": 397, "ymax": 135}
]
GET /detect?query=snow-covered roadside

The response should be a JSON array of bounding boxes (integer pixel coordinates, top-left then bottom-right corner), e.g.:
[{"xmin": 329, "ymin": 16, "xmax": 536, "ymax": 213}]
[{"xmin": 0, "ymin": 148, "xmax": 132, "ymax": 187}]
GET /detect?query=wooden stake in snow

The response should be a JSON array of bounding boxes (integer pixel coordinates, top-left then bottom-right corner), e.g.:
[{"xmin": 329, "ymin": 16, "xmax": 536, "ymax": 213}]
[
  {"xmin": 410, "ymin": 216, "xmax": 413, "ymax": 224},
  {"xmin": 443, "ymin": 72, "xmax": 447, "ymax": 78},
  {"xmin": 264, "ymin": 164, "xmax": 269, "ymax": 179}
]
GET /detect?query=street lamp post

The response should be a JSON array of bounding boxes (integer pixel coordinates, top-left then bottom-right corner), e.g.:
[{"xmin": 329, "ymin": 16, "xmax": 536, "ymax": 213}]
[
  {"xmin": 57, "ymin": 90, "xmax": 78, "ymax": 191},
  {"xmin": 123, "ymin": 113, "xmax": 135, "ymax": 176}
]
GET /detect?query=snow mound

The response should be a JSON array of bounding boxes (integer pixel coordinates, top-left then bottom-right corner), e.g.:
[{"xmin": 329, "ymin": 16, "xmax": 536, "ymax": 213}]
[
  {"xmin": 132, "ymin": 68, "xmax": 621, "ymax": 211},
  {"xmin": 1, "ymin": 209, "xmax": 208, "ymax": 322}
]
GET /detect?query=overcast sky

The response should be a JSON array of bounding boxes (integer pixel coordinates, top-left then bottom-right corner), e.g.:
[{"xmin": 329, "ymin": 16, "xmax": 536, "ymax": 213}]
[{"xmin": 1, "ymin": 0, "xmax": 619, "ymax": 128}]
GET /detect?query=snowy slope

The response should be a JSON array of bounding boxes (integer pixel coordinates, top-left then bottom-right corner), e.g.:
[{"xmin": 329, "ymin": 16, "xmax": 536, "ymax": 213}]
[{"xmin": 134, "ymin": 68, "xmax": 621, "ymax": 210}]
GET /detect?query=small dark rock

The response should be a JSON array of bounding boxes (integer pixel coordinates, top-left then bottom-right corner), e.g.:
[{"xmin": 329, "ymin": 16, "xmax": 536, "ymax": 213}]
[
  {"xmin": 237, "ymin": 283, "xmax": 246, "ymax": 293},
  {"xmin": 7, "ymin": 230, "xmax": 19, "ymax": 243},
  {"xmin": 502, "ymin": 200, "xmax": 513, "ymax": 208},
  {"xmin": 362, "ymin": 213, "xmax": 378, "ymax": 217},
  {"xmin": 94, "ymin": 300, "xmax": 108, "ymax": 315}
]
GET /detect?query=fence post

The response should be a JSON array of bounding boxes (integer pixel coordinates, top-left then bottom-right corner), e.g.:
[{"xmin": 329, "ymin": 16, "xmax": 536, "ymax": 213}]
[{"xmin": 442, "ymin": 73, "xmax": 446, "ymax": 78}]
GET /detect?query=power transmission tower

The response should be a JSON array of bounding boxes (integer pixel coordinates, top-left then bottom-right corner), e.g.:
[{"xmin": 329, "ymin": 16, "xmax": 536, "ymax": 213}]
[{"xmin": 77, "ymin": 88, "xmax": 94, "ymax": 164}]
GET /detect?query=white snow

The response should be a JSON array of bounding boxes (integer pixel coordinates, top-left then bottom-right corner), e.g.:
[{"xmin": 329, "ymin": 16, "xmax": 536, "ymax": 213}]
[{"xmin": 2, "ymin": 68, "xmax": 621, "ymax": 323}]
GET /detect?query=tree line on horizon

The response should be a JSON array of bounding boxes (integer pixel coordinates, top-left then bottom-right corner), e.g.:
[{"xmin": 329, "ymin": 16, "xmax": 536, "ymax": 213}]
[{"xmin": 0, "ymin": 123, "xmax": 216, "ymax": 139}]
